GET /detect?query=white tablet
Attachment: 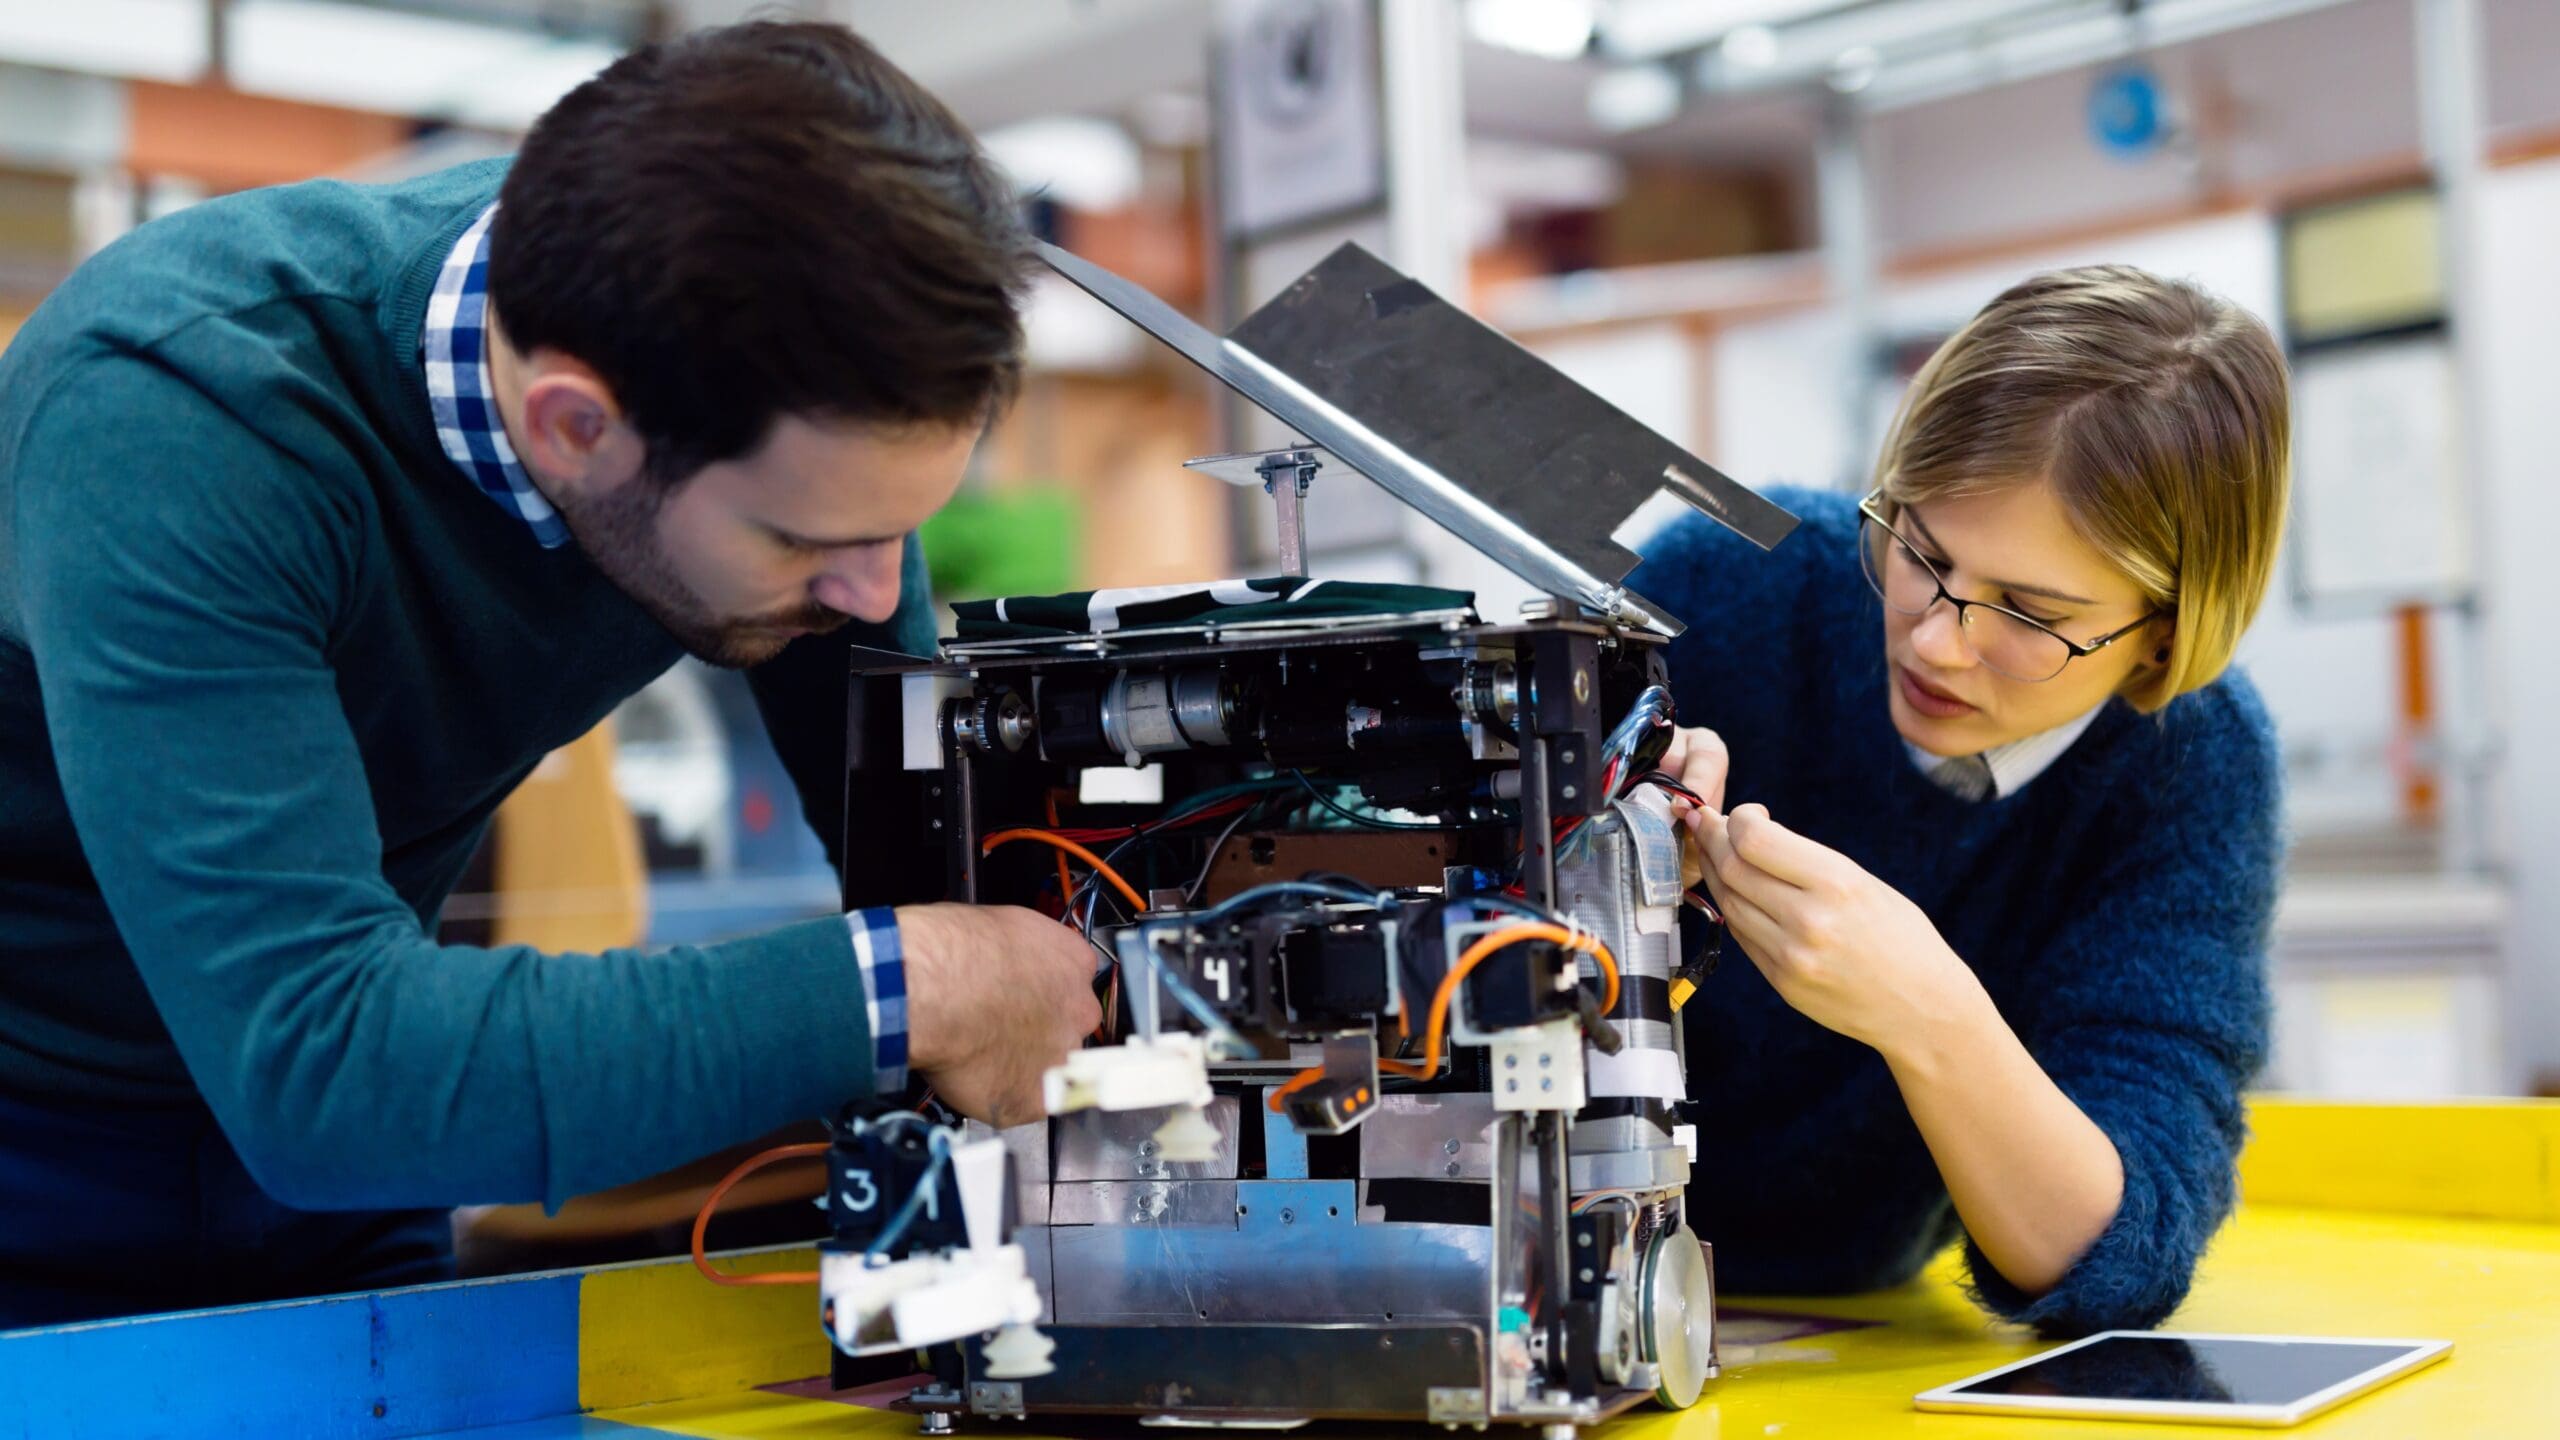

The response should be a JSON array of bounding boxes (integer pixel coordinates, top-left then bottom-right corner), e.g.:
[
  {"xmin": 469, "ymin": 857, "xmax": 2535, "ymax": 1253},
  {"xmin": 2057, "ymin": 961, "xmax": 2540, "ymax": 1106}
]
[{"xmin": 1915, "ymin": 1331, "xmax": 2451, "ymax": 1427}]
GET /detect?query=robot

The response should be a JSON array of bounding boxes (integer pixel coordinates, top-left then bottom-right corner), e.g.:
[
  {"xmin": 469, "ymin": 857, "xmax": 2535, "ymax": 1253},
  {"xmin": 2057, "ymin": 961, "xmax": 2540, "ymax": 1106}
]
[{"xmin": 808, "ymin": 238, "xmax": 1797, "ymax": 1432}]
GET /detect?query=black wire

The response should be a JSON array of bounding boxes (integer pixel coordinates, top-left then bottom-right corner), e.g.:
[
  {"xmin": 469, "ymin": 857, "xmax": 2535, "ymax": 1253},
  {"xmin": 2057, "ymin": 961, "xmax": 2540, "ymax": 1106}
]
[
  {"xmin": 1287, "ymin": 770, "xmax": 1508, "ymax": 833},
  {"xmin": 1627, "ymin": 769, "xmax": 1704, "ymax": 806}
]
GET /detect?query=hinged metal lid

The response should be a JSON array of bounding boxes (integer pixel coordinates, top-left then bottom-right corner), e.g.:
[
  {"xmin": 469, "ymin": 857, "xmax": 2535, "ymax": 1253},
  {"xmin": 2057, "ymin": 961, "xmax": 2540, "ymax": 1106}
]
[{"xmin": 1038, "ymin": 240, "xmax": 1798, "ymax": 638}]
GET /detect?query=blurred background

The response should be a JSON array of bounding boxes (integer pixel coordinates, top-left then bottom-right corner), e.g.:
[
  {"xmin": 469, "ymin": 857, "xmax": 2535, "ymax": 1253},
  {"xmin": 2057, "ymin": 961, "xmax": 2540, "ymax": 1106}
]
[{"xmin": 2, "ymin": 0, "xmax": 2552, "ymax": 1112}]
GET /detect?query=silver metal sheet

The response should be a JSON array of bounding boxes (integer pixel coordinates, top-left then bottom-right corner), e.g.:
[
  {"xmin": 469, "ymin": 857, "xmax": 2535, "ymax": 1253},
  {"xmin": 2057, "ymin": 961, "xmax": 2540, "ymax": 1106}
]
[
  {"xmin": 1360, "ymin": 1093, "xmax": 1500, "ymax": 1180},
  {"xmin": 1042, "ymin": 1180, "xmax": 1491, "ymax": 1323},
  {"xmin": 1037, "ymin": 241, "xmax": 1799, "ymax": 638},
  {"xmin": 968, "ymin": 1117, "xmax": 1052, "ymax": 1226},
  {"xmin": 1052, "ymin": 1099, "xmax": 1241, "ymax": 1182},
  {"xmin": 1049, "ymin": 1180, "xmax": 1240, "ymax": 1228}
]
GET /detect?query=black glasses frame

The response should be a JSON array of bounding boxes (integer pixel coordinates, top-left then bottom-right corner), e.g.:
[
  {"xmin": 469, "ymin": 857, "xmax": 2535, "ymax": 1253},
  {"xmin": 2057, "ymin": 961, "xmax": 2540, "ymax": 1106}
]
[{"xmin": 1856, "ymin": 489, "xmax": 2158, "ymax": 683}]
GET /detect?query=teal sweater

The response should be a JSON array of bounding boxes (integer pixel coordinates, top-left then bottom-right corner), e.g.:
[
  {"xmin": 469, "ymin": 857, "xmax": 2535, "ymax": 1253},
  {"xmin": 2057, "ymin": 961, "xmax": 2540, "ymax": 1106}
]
[{"xmin": 0, "ymin": 162, "xmax": 930, "ymax": 1232}]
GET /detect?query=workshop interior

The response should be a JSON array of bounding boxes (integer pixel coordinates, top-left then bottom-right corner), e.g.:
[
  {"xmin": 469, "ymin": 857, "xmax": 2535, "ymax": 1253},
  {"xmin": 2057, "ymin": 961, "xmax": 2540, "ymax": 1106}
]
[{"xmin": 4, "ymin": 1, "xmax": 2560, "ymax": 1437}]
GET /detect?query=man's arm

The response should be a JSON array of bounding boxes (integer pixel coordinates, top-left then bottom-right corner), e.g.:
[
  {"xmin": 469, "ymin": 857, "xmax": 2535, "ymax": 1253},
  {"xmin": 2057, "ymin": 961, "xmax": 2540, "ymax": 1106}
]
[{"xmin": 15, "ymin": 358, "xmax": 1084, "ymax": 1210}]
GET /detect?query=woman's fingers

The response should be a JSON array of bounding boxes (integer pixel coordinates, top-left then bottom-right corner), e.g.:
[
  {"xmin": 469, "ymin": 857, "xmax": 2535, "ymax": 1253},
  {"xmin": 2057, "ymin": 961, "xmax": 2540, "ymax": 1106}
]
[
  {"xmin": 1661, "ymin": 726, "xmax": 1729, "ymax": 813},
  {"xmin": 1722, "ymin": 804, "xmax": 1838, "ymax": 889},
  {"xmin": 1693, "ymin": 805, "xmax": 1799, "ymax": 914},
  {"xmin": 1703, "ymin": 876, "xmax": 1789, "ymax": 981}
]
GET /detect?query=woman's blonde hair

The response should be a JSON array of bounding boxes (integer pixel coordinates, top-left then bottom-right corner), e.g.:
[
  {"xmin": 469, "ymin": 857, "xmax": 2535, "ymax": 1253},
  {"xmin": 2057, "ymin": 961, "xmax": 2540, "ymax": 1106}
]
[{"xmin": 1874, "ymin": 264, "xmax": 2290, "ymax": 713}]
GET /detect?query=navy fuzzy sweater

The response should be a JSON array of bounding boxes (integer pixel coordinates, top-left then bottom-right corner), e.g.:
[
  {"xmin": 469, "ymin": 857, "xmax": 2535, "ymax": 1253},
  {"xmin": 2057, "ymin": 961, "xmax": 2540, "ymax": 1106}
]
[{"xmin": 1633, "ymin": 487, "xmax": 2279, "ymax": 1337}]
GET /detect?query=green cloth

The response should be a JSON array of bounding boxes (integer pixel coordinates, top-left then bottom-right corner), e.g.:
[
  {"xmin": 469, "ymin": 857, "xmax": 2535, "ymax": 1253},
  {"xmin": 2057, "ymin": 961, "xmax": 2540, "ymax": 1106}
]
[
  {"xmin": 953, "ymin": 576, "xmax": 1474, "ymax": 641},
  {"xmin": 0, "ymin": 159, "xmax": 933, "ymax": 1218}
]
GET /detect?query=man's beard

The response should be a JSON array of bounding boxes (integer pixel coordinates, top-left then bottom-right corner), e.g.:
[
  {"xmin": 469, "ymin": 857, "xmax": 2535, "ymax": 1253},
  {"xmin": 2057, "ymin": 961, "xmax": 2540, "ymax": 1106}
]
[{"xmin": 552, "ymin": 480, "xmax": 845, "ymax": 670}]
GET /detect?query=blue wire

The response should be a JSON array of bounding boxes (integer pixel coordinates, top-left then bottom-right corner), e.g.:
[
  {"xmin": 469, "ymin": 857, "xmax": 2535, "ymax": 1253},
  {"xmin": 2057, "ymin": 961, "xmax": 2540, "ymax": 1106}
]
[{"xmin": 1188, "ymin": 879, "xmax": 1385, "ymax": 919}]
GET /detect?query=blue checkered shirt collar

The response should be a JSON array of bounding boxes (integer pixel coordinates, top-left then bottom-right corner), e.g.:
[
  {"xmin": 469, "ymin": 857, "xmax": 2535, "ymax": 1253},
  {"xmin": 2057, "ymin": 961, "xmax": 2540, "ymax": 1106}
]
[{"xmin": 422, "ymin": 204, "xmax": 569, "ymax": 548}]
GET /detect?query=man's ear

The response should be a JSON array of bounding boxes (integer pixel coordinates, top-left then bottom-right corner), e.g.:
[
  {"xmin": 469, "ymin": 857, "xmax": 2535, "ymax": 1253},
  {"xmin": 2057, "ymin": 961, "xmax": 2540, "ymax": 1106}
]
[{"xmin": 515, "ymin": 354, "xmax": 643, "ymax": 497}]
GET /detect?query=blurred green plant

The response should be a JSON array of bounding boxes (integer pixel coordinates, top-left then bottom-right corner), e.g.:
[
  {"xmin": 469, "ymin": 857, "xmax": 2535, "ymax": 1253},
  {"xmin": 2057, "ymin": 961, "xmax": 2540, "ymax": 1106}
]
[{"xmin": 920, "ymin": 488, "xmax": 1082, "ymax": 603}]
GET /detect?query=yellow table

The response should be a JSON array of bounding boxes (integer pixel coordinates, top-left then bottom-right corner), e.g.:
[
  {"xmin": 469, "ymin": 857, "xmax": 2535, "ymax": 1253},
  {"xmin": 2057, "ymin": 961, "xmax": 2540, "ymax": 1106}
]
[{"xmin": 572, "ymin": 1100, "xmax": 2560, "ymax": 1439}]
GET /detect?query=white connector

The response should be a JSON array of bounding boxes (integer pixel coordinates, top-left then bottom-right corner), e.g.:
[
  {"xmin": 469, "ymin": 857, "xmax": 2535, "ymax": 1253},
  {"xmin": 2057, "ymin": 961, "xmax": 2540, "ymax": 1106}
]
[
  {"xmin": 822, "ymin": 1243, "xmax": 1042, "ymax": 1357},
  {"xmin": 1042, "ymin": 1031, "xmax": 1213, "ymax": 1115}
]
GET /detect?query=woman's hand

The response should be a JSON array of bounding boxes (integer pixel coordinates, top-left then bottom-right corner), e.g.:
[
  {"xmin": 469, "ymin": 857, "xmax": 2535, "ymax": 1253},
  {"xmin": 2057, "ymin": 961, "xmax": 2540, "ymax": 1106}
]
[
  {"xmin": 1687, "ymin": 802, "xmax": 1990, "ymax": 1056},
  {"xmin": 1685, "ymin": 801, "xmax": 2128, "ymax": 1299},
  {"xmin": 1657, "ymin": 726, "xmax": 1729, "ymax": 813}
]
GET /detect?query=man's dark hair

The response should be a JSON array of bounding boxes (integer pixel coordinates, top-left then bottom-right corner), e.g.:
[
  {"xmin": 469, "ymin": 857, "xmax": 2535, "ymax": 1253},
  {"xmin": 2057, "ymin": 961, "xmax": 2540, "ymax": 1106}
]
[{"xmin": 490, "ymin": 21, "xmax": 1034, "ymax": 483}]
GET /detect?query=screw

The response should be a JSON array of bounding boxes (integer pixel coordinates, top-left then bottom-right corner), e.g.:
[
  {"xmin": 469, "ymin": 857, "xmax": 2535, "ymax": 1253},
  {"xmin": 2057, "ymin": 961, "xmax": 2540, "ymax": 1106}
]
[
  {"xmin": 1542, "ymin": 1078, "xmax": 1554, "ymax": 1092},
  {"xmin": 1539, "ymin": 1053, "xmax": 1552, "ymax": 1067},
  {"xmin": 1444, "ymin": 1139, "xmax": 1461, "ymax": 1154},
  {"xmin": 1579, "ymin": 1267, "xmax": 1595, "ymax": 1282},
  {"xmin": 1446, "ymin": 1161, "xmax": 1463, "ymax": 1177},
  {"xmin": 1562, "ymin": 785, "xmax": 1578, "ymax": 799},
  {"xmin": 1506, "ymin": 1079, "xmax": 1519, "ymax": 1092},
  {"xmin": 1505, "ymin": 1054, "xmax": 1518, "ymax": 1069},
  {"xmin": 1280, "ymin": 1208, "xmax": 1296, "ymax": 1225},
  {"xmin": 1577, "ymin": 1231, "xmax": 1592, "ymax": 1248},
  {"xmin": 1137, "ymin": 1139, "xmax": 1157, "ymax": 1156}
]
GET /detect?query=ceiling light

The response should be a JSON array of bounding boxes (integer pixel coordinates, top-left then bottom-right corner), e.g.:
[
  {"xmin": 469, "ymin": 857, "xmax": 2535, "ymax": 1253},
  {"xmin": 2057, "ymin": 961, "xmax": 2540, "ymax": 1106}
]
[
  {"xmin": 230, "ymin": 1, "xmax": 611, "ymax": 127},
  {"xmin": 1829, "ymin": 44, "xmax": 1882, "ymax": 93},
  {"xmin": 1721, "ymin": 24, "xmax": 1781, "ymax": 70},
  {"xmin": 1599, "ymin": 0, "xmax": 1863, "ymax": 60},
  {"xmin": 1588, "ymin": 65, "xmax": 1682, "ymax": 132},
  {"xmin": 1466, "ymin": 0, "xmax": 1596, "ymax": 61}
]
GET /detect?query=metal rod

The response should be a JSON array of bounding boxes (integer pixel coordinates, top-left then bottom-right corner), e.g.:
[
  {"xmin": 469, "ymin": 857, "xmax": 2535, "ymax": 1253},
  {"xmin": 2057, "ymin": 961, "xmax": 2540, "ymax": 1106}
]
[
  {"xmin": 1520, "ymin": 737, "xmax": 1557, "ymax": 907},
  {"xmin": 1537, "ymin": 1111, "xmax": 1571, "ymax": 1395},
  {"xmin": 1273, "ymin": 470, "xmax": 1309, "ymax": 577}
]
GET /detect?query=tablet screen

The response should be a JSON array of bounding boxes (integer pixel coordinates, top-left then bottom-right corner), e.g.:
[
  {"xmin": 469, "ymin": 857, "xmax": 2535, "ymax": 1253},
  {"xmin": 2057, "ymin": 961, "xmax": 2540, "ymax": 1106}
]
[{"xmin": 1943, "ymin": 1335, "xmax": 2431, "ymax": 1407}]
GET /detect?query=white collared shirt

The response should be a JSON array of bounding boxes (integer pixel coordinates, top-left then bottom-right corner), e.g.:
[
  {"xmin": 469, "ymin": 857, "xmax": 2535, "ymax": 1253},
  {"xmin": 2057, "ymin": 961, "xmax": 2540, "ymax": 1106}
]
[{"xmin": 1906, "ymin": 703, "xmax": 2106, "ymax": 801}]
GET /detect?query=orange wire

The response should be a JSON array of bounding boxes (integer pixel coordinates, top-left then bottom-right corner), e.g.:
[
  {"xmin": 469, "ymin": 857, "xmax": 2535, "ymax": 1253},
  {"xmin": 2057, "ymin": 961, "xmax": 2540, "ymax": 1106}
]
[
  {"xmin": 1047, "ymin": 795, "xmax": 1121, "ymax": 1045},
  {"xmin": 1283, "ymin": 923, "xmax": 1621, "ymax": 1094},
  {"xmin": 1044, "ymin": 793, "xmax": 1076, "ymax": 915},
  {"xmin": 691, "ymin": 1141, "xmax": 830, "ymax": 1287},
  {"xmin": 1264, "ymin": 1067, "xmax": 1328, "ymax": 1113},
  {"xmin": 981, "ymin": 828, "xmax": 1150, "ymax": 914}
]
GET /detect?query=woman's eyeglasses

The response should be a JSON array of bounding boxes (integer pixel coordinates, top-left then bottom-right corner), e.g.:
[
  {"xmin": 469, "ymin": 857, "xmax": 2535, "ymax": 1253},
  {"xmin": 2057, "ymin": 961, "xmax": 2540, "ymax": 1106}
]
[{"xmin": 1856, "ymin": 489, "xmax": 2157, "ymax": 684}]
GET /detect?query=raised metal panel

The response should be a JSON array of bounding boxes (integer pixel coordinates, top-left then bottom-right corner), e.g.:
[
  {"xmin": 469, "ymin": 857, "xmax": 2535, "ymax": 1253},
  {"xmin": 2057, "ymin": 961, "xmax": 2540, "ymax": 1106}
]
[{"xmin": 1037, "ymin": 240, "xmax": 1799, "ymax": 636}]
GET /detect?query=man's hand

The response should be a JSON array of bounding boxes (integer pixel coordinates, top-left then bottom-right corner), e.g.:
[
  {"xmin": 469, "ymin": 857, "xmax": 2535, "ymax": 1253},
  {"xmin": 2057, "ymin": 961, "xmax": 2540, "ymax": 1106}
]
[
  {"xmin": 896, "ymin": 903, "xmax": 1101, "ymax": 1127},
  {"xmin": 1686, "ymin": 802, "xmax": 1990, "ymax": 1057}
]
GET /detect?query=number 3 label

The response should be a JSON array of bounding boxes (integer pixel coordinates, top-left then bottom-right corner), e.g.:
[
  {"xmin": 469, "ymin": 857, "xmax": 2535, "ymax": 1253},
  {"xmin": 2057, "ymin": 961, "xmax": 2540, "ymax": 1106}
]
[{"xmin": 839, "ymin": 1170, "xmax": 879, "ymax": 1212}]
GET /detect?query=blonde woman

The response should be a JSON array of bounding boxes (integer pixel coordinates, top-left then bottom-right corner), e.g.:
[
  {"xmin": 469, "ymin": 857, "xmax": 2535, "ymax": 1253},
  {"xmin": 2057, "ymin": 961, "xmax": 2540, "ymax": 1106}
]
[{"xmin": 1643, "ymin": 265, "xmax": 2290, "ymax": 1335}]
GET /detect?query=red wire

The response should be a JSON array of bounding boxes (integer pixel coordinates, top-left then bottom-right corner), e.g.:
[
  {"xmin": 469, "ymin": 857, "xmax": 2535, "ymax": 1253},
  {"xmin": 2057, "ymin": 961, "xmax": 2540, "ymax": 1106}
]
[{"xmin": 691, "ymin": 1142, "xmax": 830, "ymax": 1287}]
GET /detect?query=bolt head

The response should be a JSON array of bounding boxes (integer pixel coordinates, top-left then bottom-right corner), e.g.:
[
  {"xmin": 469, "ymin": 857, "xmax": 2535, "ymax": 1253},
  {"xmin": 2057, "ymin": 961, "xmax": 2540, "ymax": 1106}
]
[{"xmin": 1541, "ymin": 1077, "xmax": 1554, "ymax": 1091}]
